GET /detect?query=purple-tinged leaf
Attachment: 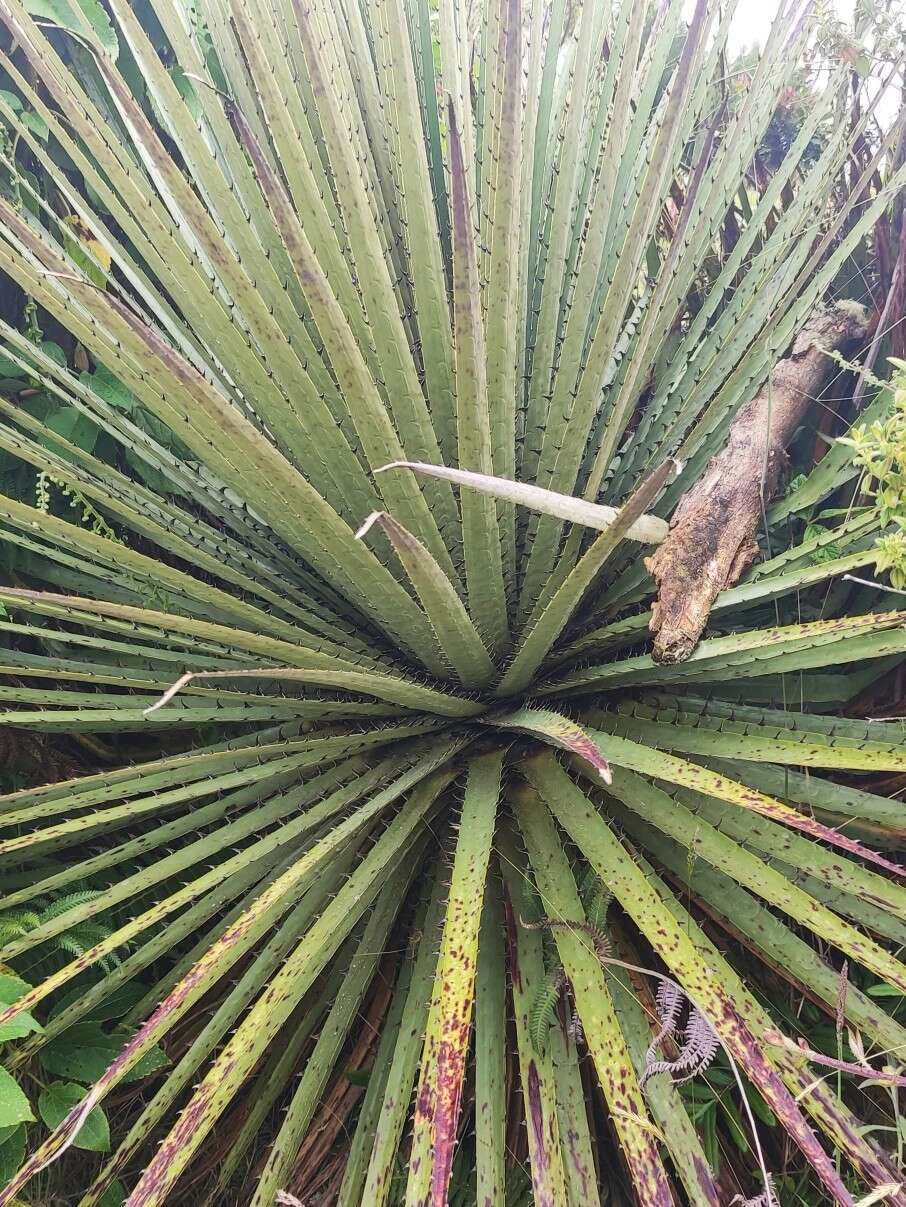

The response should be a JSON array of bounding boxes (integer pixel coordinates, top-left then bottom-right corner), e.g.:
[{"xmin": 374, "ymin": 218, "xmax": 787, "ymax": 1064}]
[
  {"xmin": 485, "ymin": 707, "xmax": 611, "ymax": 782},
  {"xmin": 406, "ymin": 752, "xmax": 502, "ymax": 1206},
  {"xmin": 524, "ymin": 753, "xmax": 859, "ymax": 1207},
  {"xmin": 585, "ymin": 727, "xmax": 906, "ymax": 879},
  {"xmin": 513, "ymin": 787, "xmax": 675, "ymax": 1207}
]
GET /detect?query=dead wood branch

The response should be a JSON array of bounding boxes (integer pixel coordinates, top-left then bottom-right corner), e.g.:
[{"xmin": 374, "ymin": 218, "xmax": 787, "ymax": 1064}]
[{"xmin": 646, "ymin": 301, "xmax": 870, "ymax": 663}]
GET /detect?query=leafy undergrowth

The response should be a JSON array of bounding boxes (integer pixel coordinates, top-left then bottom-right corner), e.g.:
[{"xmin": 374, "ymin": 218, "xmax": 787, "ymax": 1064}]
[{"xmin": 0, "ymin": 880, "xmax": 169, "ymax": 1207}]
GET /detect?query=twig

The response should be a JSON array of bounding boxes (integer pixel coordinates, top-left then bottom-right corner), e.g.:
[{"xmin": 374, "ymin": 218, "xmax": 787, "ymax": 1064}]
[
  {"xmin": 844, "ymin": 574, "xmax": 906, "ymax": 597},
  {"xmin": 142, "ymin": 667, "xmax": 299, "ymax": 715},
  {"xmin": 765, "ymin": 1029, "xmax": 906, "ymax": 1088}
]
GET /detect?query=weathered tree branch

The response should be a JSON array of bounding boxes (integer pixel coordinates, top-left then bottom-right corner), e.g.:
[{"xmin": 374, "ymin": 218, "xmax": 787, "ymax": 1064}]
[{"xmin": 646, "ymin": 300, "xmax": 870, "ymax": 663}]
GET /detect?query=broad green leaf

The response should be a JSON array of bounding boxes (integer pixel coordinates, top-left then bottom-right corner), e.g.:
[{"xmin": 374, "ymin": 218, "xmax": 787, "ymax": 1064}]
[
  {"xmin": 0, "ymin": 349, "xmax": 26, "ymax": 379},
  {"xmin": 0, "ymin": 1009, "xmax": 41, "ymax": 1043},
  {"xmin": 43, "ymin": 406, "xmax": 99, "ymax": 455},
  {"xmin": 23, "ymin": 0, "xmax": 117, "ymax": 56},
  {"xmin": 20, "ymin": 109, "xmax": 48, "ymax": 141},
  {"xmin": 0, "ymin": 1123, "xmax": 24, "ymax": 1184},
  {"xmin": 97, "ymin": 1182, "xmax": 126, "ymax": 1207},
  {"xmin": 50, "ymin": 981, "xmax": 149, "ymax": 1024},
  {"xmin": 0, "ymin": 1068, "xmax": 33, "ymax": 1127},
  {"xmin": 117, "ymin": 1033, "xmax": 169, "ymax": 1083},
  {"xmin": 167, "ymin": 66, "xmax": 201, "ymax": 120},
  {"xmin": 37, "ymin": 1023, "xmax": 120, "ymax": 1082},
  {"xmin": 38, "ymin": 1081, "xmax": 110, "ymax": 1152},
  {"xmin": 0, "ymin": 974, "xmax": 31, "ymax": 1001}
]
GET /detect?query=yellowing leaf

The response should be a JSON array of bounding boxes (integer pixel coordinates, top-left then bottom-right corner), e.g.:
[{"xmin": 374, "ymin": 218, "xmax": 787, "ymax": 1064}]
[{"xmin": 62, "ymin": 215, "xmax": 111, "ymax": 283}]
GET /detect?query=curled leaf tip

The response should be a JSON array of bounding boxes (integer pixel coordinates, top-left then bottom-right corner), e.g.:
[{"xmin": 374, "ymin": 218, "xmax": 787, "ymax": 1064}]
[
  {"xmin": 486, "ymin": 707, "xmax": 612, "ymax": 783},
  {"xmin": 355, "ymin": 511, "xmax": 386, "ymax": 539},
  {"xmin": 143, "ymin": 673, "xmax": 194, "ymax": 716},
  {"xmin": 373, "ymin": 461, "xmax": 414, "ymax": 474}
]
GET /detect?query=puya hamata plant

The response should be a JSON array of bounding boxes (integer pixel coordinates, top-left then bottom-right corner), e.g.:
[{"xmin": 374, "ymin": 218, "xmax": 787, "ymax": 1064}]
[{"xmin": 0, "ymin": 0, "xmax": 903, "ymax": 1204}]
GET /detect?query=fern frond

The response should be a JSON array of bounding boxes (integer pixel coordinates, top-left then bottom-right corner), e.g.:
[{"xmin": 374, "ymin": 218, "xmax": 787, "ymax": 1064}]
[
  {"xmin": 528, "ymin": 970, "xmax": 566, "ymax": 1052},
  {"xmin": 37, "ymin": 890, "xmax": 104, "ymax": 924},
  {"xmin": 730, "ymin": 1173, "xmax": 778, "ymax": 1207},
  {"xmin": 578, "ymin": 867, "xmax": 613, "ymax": 931},
  {"xmin": 641, "ymin": 985, "xmax": 721, "ymax": 1086}
]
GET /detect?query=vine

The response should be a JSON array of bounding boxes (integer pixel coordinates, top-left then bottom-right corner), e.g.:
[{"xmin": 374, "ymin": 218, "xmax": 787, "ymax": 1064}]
[{"xmin": 35, "ymin": 472, "xmax": 121, "ymax": 544}]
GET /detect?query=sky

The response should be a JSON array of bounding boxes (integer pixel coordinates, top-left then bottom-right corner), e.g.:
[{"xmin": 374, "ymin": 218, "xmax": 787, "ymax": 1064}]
[
  {"xmin": 683, "ymin": 0, "xmax": 859, "ymax": 54},
  {"xmin": 714, "ymin": 0, "xmax": 899, "ymax": 126},
  {"xmin": 729, "ymin": 1, "xmax": 854, "ymax": 53}
]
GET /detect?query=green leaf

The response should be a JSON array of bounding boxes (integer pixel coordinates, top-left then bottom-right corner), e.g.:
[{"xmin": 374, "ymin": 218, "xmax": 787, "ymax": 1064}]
[
  {"xmin": 0, "ymin": 348, "xmax": 27, "ymax": 379},
  {"xmin": 0, "ymin": 1068, "xmax": 34, "ymax": 1127},
  {"xmin": 867, "ymin": 984, "xmax": 904, "ymax": 999},
  {"xmin": 124, "ymin": 449, "xmax": 188, "ymax": 498},
  {"xmin": 344, "ymin": 1067, "xmax": 371, "ymax": 1087},
  {"xmin": 0, "ymin": 974, "xmax": 32, "ymax": 1002},
  {"xmin": 23, "ymin": 0, "xmax": 118, "ymax": 58},
  {"xmin": 97, "ymin": 1180, "xmax": 126, "ymax": 1207},
  {"xmin": 38, "ymin": 1081, "xmax": 110, "ymax": 1152},
  {"xmin": 61, "ymin": 219, "xmax": 109, "ymax": 288},
  {"xmin": 38, "ymin": 341, "xmax": 66, "ymax": 367},
  {"xmin": 0, "ymin": 1122, "xmax": 25, "ymax": 1184},
  {"xmin": 50, "ymin": 981, "xmax": 149, "ymax": 1024},
  {"xmin": 81, "ymin": 364, "xmax": 134, "ymax": 411},
  {"xmin": 20, "ymin": 110, "xmax": 48, "ymax": 141},
  {"xmin": 37, "ymin": 1022, "xmax": 119, "ymax": 1082},
  {"xmin": 169, "ymin": 65, "xmax": 201, "ymax": 120},
  {"xmin": 116, "ymin": 1031, "xmax": 169, "ymax": 1083},
  {"xmin": 0, "ymin": 1009, "xmax": 42, "ymax": 1042},
  {"xmin": 43, "ymin": 406, "xmax": 99, "ymax": 454}
]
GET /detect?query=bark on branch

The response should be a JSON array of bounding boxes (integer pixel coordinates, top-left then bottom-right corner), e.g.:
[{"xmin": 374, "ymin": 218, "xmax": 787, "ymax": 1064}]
[{"xmin": 646, "ymin": 300, "xmax": 870, "ymax": 664}]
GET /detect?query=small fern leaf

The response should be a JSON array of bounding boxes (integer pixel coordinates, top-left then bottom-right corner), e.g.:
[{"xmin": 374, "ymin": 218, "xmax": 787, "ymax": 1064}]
[
  {"xmin": 54, "ymin": 935, "xmax": 87, "ymax": 959},
  {"xmin": 0, "ymin": 911, "xmax": 41, "ymax": 940},
  {"xmin": 731, "ymin": 1173, "xmax": 778, "ymax": 1206},
  {"xmin": 586, "ymin": 885, "xmax": 613, "ymax": 932},
  {"xmin": 673, "ymin": 1008, "xmax": 721, "ymax": 1084},
  {"xmin": 529, "ymin": 971, "xmax": 565, "ymax": 1052},
  {"xmin": 37, "ymin": 890, "xmax": 104, "ymax": 924},
  {"xmin": 642, "ymin": 990, "xmax": 720, "ymax": 1086},
  {"xmin": 642, "ymin": 980, "xmax": 686, "ymax": 1085}
]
